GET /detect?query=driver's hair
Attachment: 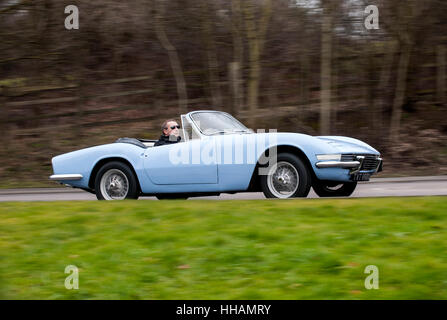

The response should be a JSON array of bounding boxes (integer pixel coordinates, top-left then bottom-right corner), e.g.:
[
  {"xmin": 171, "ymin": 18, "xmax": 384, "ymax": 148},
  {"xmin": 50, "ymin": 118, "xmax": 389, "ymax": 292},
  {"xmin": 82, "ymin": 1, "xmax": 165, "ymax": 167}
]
[{"xmin": 161, "ymin": 119, "xmax": 178, "ymax": 132}]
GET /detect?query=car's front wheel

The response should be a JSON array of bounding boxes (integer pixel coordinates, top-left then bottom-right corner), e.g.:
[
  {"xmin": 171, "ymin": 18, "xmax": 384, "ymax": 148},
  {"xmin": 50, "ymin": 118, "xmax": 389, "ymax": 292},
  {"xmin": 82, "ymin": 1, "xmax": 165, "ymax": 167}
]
[
  {"xmin": 312, "ymin": 180, "xmax": 357, "ymax": 197},
  {"xmin": 260, "ymin": 153, "xmax": 311, "ymax": 199},
  {"xmin": 95, "ymin": 161, "xmax": 139, "ymax": 200}
]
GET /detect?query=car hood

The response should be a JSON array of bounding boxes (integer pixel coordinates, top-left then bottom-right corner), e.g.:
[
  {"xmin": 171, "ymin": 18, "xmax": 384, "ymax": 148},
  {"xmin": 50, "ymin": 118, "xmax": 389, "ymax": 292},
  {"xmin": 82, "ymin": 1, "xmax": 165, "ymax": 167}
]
[{"xmin": 315, "ymin": 136, "xmax": 380, "ymax": 155}]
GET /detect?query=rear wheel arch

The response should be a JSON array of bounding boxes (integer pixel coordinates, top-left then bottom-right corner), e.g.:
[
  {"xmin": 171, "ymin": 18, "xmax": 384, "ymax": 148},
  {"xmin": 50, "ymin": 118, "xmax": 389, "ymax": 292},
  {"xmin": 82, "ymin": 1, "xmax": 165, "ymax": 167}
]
[{"xmin": 89, "ymin": 157, "xmax": 141, "ymax": 193}]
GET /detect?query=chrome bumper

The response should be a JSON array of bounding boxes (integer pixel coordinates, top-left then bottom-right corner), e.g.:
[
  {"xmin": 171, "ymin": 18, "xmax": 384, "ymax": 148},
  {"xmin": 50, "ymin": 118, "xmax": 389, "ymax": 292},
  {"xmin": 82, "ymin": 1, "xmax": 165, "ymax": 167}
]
[
  {"xmin": 315, "ymin": 161, "xmax": 360, "ymax": 168},
  {"xmin": 316, "ymin": 157, "xmax": 383, "ymax": 173},
  {"xmin": 49, "ymin": 174, "xmax": 83, "ymax": 181}
]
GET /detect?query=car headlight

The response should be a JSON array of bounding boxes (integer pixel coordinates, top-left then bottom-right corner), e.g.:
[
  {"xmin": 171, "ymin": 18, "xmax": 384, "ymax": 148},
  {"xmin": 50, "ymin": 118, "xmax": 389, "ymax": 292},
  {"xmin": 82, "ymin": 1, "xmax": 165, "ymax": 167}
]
[{"xmin": 316, "ymin": 154, "xmax": 341, "ymax": 161}]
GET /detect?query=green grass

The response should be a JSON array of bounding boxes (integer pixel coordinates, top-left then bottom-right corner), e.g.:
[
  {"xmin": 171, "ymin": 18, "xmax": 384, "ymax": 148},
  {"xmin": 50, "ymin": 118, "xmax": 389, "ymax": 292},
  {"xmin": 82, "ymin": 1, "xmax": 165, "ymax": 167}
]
[{"xmin": 1, "ymin": 197, "xmax": 447, "ymax": 299}]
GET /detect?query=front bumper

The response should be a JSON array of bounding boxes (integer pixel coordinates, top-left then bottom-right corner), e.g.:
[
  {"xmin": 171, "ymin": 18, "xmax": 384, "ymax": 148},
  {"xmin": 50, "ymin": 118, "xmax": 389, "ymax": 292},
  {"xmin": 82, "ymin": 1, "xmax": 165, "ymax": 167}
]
[
  {"xmin": 316, "ymin": 156, "xmax": 383, "ymax": 174},
  {"xmin": 315, "ymin": 161, "xmax": 360, "ymax": 169}
]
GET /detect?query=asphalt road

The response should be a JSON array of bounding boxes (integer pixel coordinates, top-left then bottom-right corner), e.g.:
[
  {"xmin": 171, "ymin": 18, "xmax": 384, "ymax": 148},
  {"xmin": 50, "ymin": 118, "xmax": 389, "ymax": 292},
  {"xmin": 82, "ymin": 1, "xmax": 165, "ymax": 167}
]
[{"xmin": 0, "ymin": 176, "xmax": 446, "ymax": 201}]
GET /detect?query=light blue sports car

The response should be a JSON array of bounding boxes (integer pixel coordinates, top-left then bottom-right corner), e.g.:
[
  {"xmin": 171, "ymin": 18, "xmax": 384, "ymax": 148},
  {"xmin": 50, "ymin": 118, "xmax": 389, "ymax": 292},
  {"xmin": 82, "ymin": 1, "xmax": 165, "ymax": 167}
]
[{"xmin": 50, "ymin": 110, "xmax": 382, "ymax": 200}]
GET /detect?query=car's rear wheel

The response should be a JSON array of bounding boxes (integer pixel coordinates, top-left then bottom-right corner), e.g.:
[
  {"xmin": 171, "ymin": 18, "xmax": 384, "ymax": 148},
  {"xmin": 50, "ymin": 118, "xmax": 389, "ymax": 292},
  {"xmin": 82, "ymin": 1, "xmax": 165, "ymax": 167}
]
[
  {"xmin": 312, "ymin": 180, "xmax": 357, "ymax": 197},
  {"xmin": 260, "ymin": 153, "xmax": 311, "ymax": 199},
  {"xmin": 95, "ymin": 161, "xmax": 139, "ymax": 200}
]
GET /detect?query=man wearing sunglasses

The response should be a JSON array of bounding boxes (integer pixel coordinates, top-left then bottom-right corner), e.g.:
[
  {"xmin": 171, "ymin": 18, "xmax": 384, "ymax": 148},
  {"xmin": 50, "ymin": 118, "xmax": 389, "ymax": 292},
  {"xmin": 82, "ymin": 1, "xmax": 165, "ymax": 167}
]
[{"xmin": 154, "ymin": 119, "xmax": 182, "ymax": 147}]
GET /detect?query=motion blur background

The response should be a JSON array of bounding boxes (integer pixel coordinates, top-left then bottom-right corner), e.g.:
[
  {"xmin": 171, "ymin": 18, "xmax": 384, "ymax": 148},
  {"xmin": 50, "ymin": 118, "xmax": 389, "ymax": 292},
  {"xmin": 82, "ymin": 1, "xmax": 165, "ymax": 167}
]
[{"xmin": 0, "ymin": 0, "xmax": 446, "ymax": 187}]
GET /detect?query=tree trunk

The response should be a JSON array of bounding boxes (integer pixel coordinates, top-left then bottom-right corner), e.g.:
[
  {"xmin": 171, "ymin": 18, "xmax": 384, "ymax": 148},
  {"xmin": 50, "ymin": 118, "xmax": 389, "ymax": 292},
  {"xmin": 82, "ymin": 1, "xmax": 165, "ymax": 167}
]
[
  {"xmin": 332, "ymin": 36, "xmax": 339, "ymax": 134},
  {"xmin": 0, "ymin": 92, "xmax": 8, "ymax": 153},
  {"xmin": 200, "ymin": 0, "xmax": 222, "ymax": 108},
  {"xmin": 437, "ymin": 45, "xmax": 446, "ymax": 104},
  {"xmin": 230, "ymin": 0, "xmax": 244, "ymax": 115},
  {"xmin": 390, "ymin": 43, "xmax": 411, "ymax": 146},
  {"xmin": 320, "ymin": 11, "xmax": 332, "ymax": 135},
  {"xmin": 243, "ymin": 0, "xmax": 272, "ymax": 129},
  {"xmin": 243, "ymin": 1, "xmax": 260, "ymax": 129},
  {"xmin": 154, "ymin": 0, "xmax": 188, "ymax": 114},
  {"xmin": 374, "ymin": 41, "xmax": 396, "ymax": 135},
  {"xmin": 299, "ymin": 49, "xmax": 310, "ymax": 106},
  {"xmin": 75, "ymin": 78, "xmax": 87, "ymax": 143},
  {"xmin": 229, "ymin": 62, "xmax": 242, "ymax": 115}
]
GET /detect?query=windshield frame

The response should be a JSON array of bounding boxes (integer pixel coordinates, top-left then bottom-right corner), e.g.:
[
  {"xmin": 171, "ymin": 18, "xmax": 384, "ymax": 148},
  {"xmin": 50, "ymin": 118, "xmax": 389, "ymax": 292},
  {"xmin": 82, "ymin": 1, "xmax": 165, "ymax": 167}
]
[{"xmin": 187, "ymin": 111, "xmax": 251, "ymax": 137}]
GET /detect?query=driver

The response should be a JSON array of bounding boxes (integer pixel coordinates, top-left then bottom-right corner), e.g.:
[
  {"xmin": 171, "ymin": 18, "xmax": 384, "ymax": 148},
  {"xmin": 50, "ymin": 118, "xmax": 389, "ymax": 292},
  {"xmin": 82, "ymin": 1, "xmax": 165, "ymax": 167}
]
[{"xmin": 154, "ymin": 119, "xmax": 182, "ymax": 147}]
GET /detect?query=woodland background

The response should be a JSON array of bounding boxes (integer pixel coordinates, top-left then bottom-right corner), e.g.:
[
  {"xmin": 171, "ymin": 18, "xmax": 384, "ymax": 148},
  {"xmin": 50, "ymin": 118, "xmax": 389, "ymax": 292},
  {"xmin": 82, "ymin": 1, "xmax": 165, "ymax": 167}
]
[{"xmin": 0, "ymin": 0, "xmax": 446, "ymax": 187}]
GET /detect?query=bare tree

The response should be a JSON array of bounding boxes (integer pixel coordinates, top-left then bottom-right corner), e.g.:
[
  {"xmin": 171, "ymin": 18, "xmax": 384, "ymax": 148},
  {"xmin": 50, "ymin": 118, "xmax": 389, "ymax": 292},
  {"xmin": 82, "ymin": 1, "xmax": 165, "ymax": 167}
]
[
  {"xmin": 242, "ymin": 0, "xmax": 272, "ymax": 128},
  {"xmin": 373, "ymin": 40, "xmax": 397, "ymax": 136},
  {"xmin": 153, "ymin": 0, "xmax": 188, "ymax": 114},
  {"xmin": 199, "ymin": 0, "xmax": 222, "ymax": 108},
  {"xmin": 229, "ymin": 0, "xmax": 245, "ymax": 115},
  {"xmin": 388, "ymin": 1, "xmax": 423, "ymax": 147},
  {"xmin": 437, "ymin": 44, "xmax": 446, "ymax": 104},
  {"xmin": 320, "ymin": 0, "xmax": 333, "ymax": 135}
]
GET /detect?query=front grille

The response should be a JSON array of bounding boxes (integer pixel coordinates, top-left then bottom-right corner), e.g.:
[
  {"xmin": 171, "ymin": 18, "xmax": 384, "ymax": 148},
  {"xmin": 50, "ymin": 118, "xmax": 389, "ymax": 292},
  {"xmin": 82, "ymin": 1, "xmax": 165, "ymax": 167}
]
[{"xmin": 341, "ymin": 154, "xmax": 380, "ymax": 171}]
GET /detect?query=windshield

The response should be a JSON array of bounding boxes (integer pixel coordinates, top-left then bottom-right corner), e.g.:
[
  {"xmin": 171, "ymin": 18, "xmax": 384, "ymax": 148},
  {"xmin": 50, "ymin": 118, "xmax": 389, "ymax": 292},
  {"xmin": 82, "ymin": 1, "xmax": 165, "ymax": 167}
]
[{"xmin": 190, "ymin": 112, "xmax": 251, "ymax": 135}]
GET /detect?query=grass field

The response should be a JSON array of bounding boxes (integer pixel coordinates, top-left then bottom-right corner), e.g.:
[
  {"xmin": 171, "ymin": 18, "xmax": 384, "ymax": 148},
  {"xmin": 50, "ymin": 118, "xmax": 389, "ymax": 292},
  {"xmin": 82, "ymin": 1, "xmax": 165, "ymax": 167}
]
[{"xmin": 1, "ymin": 197, "xmax": 447, "ymax": 299}]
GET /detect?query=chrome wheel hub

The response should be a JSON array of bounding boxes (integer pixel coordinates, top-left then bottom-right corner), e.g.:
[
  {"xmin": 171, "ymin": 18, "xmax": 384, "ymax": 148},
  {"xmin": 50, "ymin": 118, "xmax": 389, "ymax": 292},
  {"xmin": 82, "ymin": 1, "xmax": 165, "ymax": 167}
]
[
  {"xmin": 267, "ymin": 161, "xmax": 299, "ymax": 198},
  {"xmin": 100, "ymin": 169, "xmax": 129, "ymax": 200}
]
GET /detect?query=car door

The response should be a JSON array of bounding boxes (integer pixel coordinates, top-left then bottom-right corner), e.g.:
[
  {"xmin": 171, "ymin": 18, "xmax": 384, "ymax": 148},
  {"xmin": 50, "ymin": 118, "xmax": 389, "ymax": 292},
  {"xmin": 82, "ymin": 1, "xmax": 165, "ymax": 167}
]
[{"xmin": 143, "ymin": 136, "xmax": 218, "ymax": 185}]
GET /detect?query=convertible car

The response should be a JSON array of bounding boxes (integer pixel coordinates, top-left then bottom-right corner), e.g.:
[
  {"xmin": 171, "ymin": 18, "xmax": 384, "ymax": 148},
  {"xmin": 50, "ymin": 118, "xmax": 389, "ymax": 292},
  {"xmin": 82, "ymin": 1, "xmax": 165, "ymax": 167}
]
[{"xmin": 50, "ymin": 110, "xmax": 382, "ymax": 200}]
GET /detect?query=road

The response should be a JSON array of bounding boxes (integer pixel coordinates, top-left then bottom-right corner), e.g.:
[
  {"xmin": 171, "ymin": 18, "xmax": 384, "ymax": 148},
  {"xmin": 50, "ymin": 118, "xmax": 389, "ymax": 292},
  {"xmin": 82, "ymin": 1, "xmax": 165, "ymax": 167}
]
[{"xmin": 0, "ymin": 176, "xmax": 446, "ymax": 201}]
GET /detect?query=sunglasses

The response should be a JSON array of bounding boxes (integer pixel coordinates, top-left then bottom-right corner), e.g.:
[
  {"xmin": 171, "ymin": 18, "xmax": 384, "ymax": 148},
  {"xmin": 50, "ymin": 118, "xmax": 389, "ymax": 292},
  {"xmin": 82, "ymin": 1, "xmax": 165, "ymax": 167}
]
[{"xmin": 165, "ymin": 125, "xmax": 180, "ymax": 130}]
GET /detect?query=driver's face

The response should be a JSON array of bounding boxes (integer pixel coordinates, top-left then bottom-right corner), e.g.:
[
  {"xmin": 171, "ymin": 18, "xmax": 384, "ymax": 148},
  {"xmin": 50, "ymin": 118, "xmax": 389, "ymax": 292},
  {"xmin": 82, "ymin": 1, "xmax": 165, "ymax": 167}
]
[{"xmin": 164, "ymin": 121, "xmax": 180, "ymax": 137}]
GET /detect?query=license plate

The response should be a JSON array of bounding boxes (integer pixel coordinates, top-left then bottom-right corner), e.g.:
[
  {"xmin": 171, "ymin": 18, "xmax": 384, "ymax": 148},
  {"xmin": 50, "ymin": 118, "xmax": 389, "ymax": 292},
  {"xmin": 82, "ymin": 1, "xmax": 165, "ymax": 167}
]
[{"xmin": 352, "ymin": 173, "xmax": 371, "ymax": 181}]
